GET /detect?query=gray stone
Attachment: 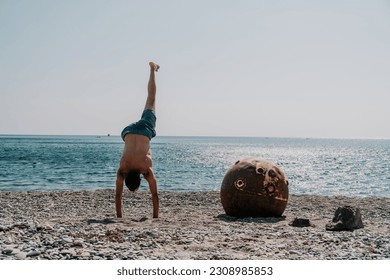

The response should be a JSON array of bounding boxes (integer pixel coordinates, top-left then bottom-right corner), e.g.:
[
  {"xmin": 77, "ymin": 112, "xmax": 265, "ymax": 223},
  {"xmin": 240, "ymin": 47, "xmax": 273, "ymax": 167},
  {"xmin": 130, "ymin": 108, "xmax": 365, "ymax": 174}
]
[
  {"xmin": 326, "ymin": 206, "xmax": 364, "ymax": 231},
  {"xmin": 72, "ymin": 238, "xmax": 84, "ymax": 247},
  {"xmin": 79, "ymin": 252, "xmax": 90, "ymax": 258},
  {"xmin": 62, "ymin": 237, "xmax": 73, "ymax": 243},
  {"xmin": 26, "ymin": 250, "xmax": 41, "ymax": 257},
  {"xmin": 60, "ymin": 250, "xmax": 72, "ymax": 255},
  {"xmin": 15, "ymin": 252, "xmax": 27, "ymax": 260},
  {"xmin": 2, "ymin": 249, "xmax": 13, "ymax": 255}
]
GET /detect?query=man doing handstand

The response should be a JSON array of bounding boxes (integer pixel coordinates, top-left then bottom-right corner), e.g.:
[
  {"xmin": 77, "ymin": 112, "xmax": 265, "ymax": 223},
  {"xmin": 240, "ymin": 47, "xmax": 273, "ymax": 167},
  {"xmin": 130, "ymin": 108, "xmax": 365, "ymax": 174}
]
[{"xmin": 116, "ymin": 62, "xmax": 160, "ymax": 218}]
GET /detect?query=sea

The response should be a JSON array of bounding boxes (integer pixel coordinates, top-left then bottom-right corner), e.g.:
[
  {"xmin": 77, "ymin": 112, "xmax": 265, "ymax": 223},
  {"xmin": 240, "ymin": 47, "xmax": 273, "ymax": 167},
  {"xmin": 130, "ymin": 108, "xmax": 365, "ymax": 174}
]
[{"xmin": 0, "ymin": 135, "xmax": 389, "ymax": 197}]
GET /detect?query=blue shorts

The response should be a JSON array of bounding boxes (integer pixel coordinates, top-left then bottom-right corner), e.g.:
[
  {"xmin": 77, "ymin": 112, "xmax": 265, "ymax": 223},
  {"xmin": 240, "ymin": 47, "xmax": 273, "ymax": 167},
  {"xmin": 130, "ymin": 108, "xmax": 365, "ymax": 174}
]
[{"xmin": 121, "ymin": 109, "xmax": 156, "ymax": 141}]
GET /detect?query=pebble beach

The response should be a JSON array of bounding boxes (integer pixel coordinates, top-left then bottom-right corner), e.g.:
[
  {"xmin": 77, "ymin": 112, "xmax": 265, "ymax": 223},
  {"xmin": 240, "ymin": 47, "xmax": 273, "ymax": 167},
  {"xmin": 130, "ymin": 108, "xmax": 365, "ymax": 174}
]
[{"xmin": 0, "ymin": 190, "xmax": 389, "ymax": 260}]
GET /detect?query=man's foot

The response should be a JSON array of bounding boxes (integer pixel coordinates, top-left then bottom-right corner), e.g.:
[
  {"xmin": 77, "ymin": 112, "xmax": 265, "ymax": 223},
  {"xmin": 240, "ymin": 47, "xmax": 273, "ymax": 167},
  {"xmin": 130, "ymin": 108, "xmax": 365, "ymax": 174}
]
[{"xmin": 149, "ymin": 62, "xmax": 160, "ymax": 72}]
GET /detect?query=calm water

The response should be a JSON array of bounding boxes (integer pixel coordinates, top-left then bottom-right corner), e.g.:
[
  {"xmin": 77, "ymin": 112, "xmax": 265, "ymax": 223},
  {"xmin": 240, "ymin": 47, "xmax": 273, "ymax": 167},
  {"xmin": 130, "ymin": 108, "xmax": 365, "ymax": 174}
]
[{"xmin": 0, "ymin": 135, "xmax": 389, "ymax": 197}]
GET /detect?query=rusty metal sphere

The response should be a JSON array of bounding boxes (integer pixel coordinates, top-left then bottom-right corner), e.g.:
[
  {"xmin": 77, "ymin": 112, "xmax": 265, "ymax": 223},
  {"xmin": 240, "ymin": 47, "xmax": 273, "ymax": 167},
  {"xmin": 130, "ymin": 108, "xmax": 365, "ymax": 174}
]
[{"xmin": 220, "ymin": 157, "xmax": 289, "ymax": 217}]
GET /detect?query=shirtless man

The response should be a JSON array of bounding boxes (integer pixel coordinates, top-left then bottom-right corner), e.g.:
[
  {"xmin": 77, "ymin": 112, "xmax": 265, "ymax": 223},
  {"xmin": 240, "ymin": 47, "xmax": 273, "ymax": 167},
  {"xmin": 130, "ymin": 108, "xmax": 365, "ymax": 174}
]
[{"xmin": 115, "ymin": 62, "xmax": 160, "ymax": 218}]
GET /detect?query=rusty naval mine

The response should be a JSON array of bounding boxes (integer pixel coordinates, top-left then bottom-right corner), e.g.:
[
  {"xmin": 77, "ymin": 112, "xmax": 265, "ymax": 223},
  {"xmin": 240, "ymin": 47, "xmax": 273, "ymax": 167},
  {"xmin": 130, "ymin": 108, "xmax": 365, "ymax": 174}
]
[{"xmin": 220, "ymin": 157, "xmax": 289, "ymax": 217}]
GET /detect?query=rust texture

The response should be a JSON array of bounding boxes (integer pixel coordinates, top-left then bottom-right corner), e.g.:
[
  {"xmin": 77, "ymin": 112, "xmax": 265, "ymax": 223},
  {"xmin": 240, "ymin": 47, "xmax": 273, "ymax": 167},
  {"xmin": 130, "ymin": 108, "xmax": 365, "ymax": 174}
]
[{"xmin": 220, "ymin": 157, "xmax": 289, "ymax": 217}]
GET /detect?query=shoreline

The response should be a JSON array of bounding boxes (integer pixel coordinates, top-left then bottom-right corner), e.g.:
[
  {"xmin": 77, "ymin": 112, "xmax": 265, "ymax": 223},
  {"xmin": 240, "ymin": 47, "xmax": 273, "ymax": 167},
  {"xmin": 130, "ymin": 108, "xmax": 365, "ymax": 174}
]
[
  {"xmin": 1, "ymin": 189, "xmax": 389, "ymax": 260},
  {"xmin": 1, "ymin": 188, "xmax": 389, "ymax": 199}
]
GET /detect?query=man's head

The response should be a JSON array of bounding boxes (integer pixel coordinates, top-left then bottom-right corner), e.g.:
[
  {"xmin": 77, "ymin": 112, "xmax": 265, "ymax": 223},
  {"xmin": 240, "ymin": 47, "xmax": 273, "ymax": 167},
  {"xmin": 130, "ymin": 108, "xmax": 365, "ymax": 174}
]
[{"xmin": 125, "ymin": 172, "xmax": 141, "ymax": 191}]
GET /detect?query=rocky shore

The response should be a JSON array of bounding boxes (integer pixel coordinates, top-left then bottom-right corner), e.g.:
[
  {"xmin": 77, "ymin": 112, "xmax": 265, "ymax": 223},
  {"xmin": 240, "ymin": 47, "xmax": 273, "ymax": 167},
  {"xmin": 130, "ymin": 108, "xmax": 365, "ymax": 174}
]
[{"xmin": 0, "ymin": 190, "xmax": 389, "ymax": 260}]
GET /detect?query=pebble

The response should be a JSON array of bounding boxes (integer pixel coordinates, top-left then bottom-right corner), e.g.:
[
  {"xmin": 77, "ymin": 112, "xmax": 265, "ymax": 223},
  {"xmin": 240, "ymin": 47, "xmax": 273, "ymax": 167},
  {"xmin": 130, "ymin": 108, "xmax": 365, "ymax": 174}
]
[
  {"xmin": 79, "ymin": 252, "xmax": 90, "ymax": 258},
  {"xmin": 26, "ymin": 250, "xmax": 41, "ymax": 257},
  {"xmin": 60, "ymin": 249, "xmax": 72, "ymax": 255},
  {"xmin": 2, "ymin": 249, "xmax": 13, "ymax": 255},
  {"xmin": 0, "ymin": 190, "xmax": 389, "ymax": 260},
  {"xmin": 289, "ymin": 250, "xmax": 301, "ymax": 255},
  {"xmin": 62, "ymin": 237, "xmax": 73, "ymax": 243},
  {"xmin": 15, "ymin": 252, "xmax": 27, "ymax": 260}
]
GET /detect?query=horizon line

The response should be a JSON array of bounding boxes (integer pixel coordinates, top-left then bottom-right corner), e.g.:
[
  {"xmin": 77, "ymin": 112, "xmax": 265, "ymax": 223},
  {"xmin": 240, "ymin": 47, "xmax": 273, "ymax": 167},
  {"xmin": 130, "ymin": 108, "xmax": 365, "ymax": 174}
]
[{"xmin": 0, "ymin": 133, "xmax": 389, "ymax": 141}]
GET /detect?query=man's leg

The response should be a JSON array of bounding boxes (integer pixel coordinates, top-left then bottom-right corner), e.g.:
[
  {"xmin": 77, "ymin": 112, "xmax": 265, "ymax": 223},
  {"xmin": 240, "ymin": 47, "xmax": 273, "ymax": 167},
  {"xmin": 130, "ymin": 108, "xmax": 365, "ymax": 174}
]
[{"xmin": 145, "ymin": 62, "xmax": 159, "ymax": 111}]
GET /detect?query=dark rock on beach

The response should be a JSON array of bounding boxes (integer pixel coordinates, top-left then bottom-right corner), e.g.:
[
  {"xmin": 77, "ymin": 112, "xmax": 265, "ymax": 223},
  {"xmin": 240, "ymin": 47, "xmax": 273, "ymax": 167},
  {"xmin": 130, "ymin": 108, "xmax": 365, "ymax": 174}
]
[
  {"xmin": 289, "ymin": 218, "xmax": 312, "ymax": 227},
  {"xmin": 326, "ymin": 206, "xmax": 364, "ymax": 231}
]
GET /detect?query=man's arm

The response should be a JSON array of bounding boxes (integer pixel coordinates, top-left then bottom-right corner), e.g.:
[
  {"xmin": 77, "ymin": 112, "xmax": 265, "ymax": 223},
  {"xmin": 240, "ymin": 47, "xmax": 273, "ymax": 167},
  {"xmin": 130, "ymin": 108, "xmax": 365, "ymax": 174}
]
[
  {"xmin": 144, "ymin": 168, "xmax": 159, "ymax": 218},
  {"xmin": 115, "ymin": 170, "xmax": 124, "ymax": 218}
]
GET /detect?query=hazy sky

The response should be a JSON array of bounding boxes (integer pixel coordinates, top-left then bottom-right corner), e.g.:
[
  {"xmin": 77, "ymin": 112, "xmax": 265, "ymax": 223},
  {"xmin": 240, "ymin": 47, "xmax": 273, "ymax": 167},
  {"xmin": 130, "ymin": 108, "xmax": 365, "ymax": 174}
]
[{"xmin": 1, "ymin": 0, "xmax": 389, "ymax": 139}]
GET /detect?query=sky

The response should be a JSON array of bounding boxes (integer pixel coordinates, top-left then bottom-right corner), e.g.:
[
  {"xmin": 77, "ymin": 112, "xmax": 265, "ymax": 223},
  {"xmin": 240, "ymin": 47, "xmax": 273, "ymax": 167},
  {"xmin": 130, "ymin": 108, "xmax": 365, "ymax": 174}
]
[{"xmin": 1, "ymin": 0, "xmax": 389, "ymax": 139}]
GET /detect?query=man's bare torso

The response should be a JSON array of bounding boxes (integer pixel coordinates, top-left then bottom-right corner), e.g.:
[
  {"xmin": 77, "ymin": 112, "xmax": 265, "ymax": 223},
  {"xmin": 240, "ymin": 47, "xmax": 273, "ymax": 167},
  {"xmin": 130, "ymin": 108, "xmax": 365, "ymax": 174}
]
[{"xmin": 119, "ymin": 134, "xmax": 152, "ymax": 176}]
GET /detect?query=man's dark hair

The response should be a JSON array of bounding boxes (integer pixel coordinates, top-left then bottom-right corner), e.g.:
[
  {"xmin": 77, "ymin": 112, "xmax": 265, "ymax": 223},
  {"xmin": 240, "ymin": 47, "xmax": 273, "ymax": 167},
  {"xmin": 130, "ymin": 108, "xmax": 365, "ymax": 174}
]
[{"xmin": 125, "ymin": 172, "xmax": 141, "ymax": 192}]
